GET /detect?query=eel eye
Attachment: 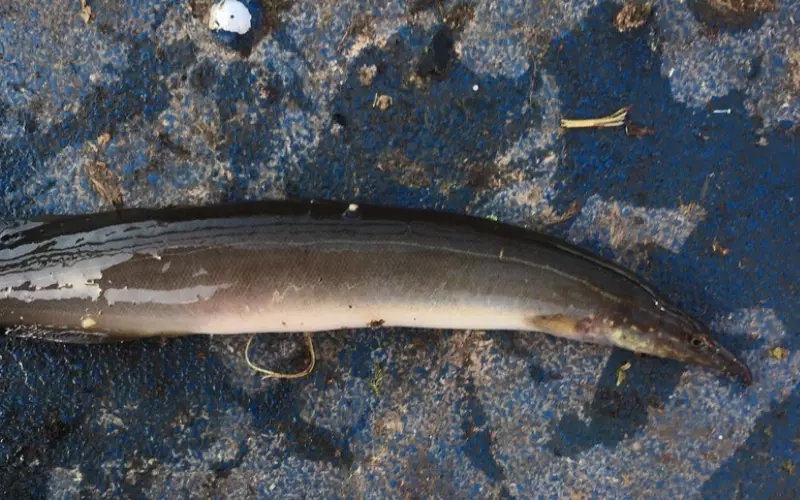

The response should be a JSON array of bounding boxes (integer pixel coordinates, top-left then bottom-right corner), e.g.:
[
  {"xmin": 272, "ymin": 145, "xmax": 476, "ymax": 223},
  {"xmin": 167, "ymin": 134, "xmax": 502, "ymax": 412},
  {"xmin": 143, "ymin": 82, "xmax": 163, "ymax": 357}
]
[{"xmin": 691, "ymin": 335, "xmax": 706, "ymax": 349}]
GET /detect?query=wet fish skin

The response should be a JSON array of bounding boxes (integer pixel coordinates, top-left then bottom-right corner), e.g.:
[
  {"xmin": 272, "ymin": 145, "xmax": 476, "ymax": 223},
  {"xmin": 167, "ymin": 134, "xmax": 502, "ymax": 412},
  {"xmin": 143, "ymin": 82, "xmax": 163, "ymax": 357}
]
[{"xmin": 0, "ymin": 199, "xmax": 751, "ymax": 384}]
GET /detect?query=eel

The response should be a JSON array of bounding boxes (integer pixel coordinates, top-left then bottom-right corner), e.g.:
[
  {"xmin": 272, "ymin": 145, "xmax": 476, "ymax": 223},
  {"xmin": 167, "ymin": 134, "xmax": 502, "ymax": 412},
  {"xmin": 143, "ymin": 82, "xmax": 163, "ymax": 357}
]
[{"xmin": 0, "ymin": 199, "xmax": 751, "ymax": 384}]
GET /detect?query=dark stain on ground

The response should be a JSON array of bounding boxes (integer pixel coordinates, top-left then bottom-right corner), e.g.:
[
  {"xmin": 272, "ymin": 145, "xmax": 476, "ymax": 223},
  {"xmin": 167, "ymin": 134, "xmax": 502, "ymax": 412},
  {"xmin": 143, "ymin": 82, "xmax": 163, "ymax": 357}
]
[
  {"xmin": 0, "ymin": 338, "xmax": 182, "ymax": 495},
  {"xmin": 395, "ymin": 451, "xmax": 461, "ymax": 500},
  {"xmin": 747, "ymin": 54, "xmax": 764, "ymax": 80},
  {"xmin": 247, "ymin": 380, "xmax": 355, "ymax": 469},
  {"xmin": 493, "ymin": 334, "xmax": 566, "ymax": 384},
  {"xmin": 332, "ymin": 112, "xmax": 348, "ymax": 127},
  {"xmin": 416, "ymin": 26, "xmax": 456, "ymax": 78},
  {"xmin": 190, "ymin": 59, "xmax": 220, "ymax": 93},
  {"xmin": 547, "ymin": 349, "xmax": 684, "ymax": 456},
  {"xmin": 209, "ymin": 59, "xmax": 292, "ymax": 200},
  {"xmin": 0, "ymin": 101, "xmax": 8, "ymax": 125},
  {"xmin": 409, "ymin": 0, "xmax": 476, "ymax": 34},
  {"xmin": 0, "ymin": 334, "xmax": 355, "ymax": 495},
  {"xmin": 702, "ymin": 384, "xmax": 800, "ymax": 497},
  {"xmin": 687, "ymin": 0, "xmax": 775, "ymax": 31},
  {"xmin": 0, "ymin": 36, "xmax": 195, "ymax": 216},
  {"xmin": 459, "ymin": 376, "xmax": 510, "ymax": 495},
  {"xmin": 157, "ymin": 132, "xmax": 193, "ymax": 159},
  {"xmin": 290, "ymin": 22, "xmax": 538, "ymax": 209},
  {"xmin": 527, "ymin": 360, "xmax": 564, "ymax": 384},
  {"xmin": 0, "ymin": 409, "xmax": 85, "ymax": 497},
  {"xmin": 408, "ymin": 0, "xmax": 440, "ymax": 16},
  {"xmin": 85, "ymin": 0, "xmax": 172, "ymax": 35},
  {"xmin": 466, "ymin": 161, "xmax": 493, "ymax": 189}
]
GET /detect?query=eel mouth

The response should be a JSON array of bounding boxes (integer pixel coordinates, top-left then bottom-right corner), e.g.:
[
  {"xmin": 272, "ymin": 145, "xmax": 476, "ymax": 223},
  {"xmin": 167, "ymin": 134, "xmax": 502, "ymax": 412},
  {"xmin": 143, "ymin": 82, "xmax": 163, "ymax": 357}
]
[
  {"xmin": 525, "ymin": 313, "xmax": 753, "ymax": 385},
  {"xmin": 696, "ymin": 340, "xmax": 753, "ymax": 385}
]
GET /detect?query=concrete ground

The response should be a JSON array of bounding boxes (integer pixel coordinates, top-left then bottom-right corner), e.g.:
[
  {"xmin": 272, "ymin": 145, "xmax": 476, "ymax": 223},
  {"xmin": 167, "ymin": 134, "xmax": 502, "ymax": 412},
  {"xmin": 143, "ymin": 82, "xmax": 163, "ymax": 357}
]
[{"xmin": 0, "ymin": 0, "xmax": 798, "ymax": 497}]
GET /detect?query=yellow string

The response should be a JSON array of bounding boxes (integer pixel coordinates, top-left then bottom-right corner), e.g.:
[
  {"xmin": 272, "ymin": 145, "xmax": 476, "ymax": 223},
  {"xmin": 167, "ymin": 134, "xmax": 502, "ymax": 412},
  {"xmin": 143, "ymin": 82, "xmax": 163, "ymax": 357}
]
[{"xmin": 245, "ymin": 332, "xmax": 316, "ymax": 379}]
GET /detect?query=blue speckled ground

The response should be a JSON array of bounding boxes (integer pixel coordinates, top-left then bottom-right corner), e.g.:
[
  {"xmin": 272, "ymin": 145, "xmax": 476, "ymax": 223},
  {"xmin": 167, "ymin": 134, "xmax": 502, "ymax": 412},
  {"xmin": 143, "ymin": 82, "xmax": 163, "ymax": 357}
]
[{"xmin": 1, "ymin": 0, "xmax": 798, "ymax": 497}]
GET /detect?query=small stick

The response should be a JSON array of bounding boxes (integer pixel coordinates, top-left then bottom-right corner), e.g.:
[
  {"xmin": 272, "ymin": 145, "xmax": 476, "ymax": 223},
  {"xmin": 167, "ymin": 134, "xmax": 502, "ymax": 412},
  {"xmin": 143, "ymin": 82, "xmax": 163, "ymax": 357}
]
[
  {"xmin": 561, "ymin": 107, "xmax": 631, "ymax": 129},
  {"xmin": 337, "ymin": 20, "xmax": 355, "ymax": 53}
]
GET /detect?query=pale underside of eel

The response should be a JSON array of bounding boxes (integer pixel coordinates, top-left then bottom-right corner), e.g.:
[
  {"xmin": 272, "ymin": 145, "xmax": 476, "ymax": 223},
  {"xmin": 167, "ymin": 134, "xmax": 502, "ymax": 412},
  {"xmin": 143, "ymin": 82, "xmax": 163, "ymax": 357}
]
[{"xmin": 0, "ymin": 200, "xmax": 751, "ymax": 383}]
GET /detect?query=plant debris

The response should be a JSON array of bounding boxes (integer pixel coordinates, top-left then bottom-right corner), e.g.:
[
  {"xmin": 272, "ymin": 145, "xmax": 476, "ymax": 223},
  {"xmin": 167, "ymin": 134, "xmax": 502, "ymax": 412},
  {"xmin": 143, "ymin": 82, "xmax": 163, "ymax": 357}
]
[
  {"xmin": 561, "ymin": 107, "xmax": 630, "ymax": 129},
  {"xmin": 712, "ymin": 238, "xmax": 731, "ymax": 256},
  {"xmin": 359, "ymin": 65, "xmax": 378, "ymax": 87},
  {"xmin": 375, "ymin": 150, "xmax": 431, "ymax": 188},
  {"xmin": 615, "ymin": 1, "xmax": 652, "ymax": 32},
  {"xmin": 79, "ymin": 0, "xmax": 93, "ymax": 24},
  {"xmin": 690, "ymin": 0, "xmax": 776, "ymax": 28},
  {"xmin": 782, "ymin": 460, "xmax": 796, "ymax": 474},
  {"xmin": 545, "ymin": 200, "xmax": 583, "ymax": 225},
  {"xmin": 369, "ymin": 364, "xmax": 387, "ymax": 396},
  {"xmin": 96, "ymin": 132, "xmax": 112, "ymax": 148},
  {"xmin": 789, "ymin": 50, "xmax": 800, "ymax": 94},
  {"xmin": 444, "ymin": 3, "xmax": 476, "ymax": 33},
  {"xmin": 678, "ymin": 199, "xmax": 704, "ymax": 219},
  {"xmin": 625, "ymin": 123, "xmax": 655, "ymax": 137},
  {"xmin": 616, "ymin": 361, "xmax": 632, "ymax": 386},
  {"xmin": 85, "ymin": 161, "xmax": 123, "ymax": 208},
  {"xmin": 88, "ymin": 132, "xmax": 112, "ymax": 154},
  {"xmin": 704, "ymin": 0, "xmax": 775, "ymax": 15},
  {"xmin": 337, "ymin": 13, "xmax": 375, "ymax": 53},
  {"xmin": 373, "ymin": 94, "xmax": 393, "ymax": 111},
  {"xmin": 768, "ymin": 346, "xmax": 789, "ymax": 360}
]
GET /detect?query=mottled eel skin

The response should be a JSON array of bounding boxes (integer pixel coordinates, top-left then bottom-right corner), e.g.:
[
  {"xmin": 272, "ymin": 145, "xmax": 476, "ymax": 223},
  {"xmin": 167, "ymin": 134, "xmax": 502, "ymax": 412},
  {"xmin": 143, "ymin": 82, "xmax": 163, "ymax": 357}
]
[{"xmin": 0, "ymin": 199, "xmax": 750, "ymax": 383}]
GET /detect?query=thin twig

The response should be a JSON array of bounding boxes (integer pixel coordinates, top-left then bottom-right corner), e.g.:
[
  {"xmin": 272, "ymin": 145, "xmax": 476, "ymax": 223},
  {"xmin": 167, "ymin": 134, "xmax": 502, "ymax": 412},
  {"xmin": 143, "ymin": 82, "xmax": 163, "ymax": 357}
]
[
  {"xmin": 337, "ymin": 18, "xmax": 355, "ymax": 53},
  {"xmin": 561, "ymin": 107, "xmax": 631, "ymax": 129}
]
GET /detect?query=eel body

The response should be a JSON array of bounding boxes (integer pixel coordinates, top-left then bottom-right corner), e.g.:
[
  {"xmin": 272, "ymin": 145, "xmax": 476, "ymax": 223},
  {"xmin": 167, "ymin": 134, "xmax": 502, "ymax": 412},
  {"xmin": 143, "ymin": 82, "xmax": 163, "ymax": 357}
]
[{"xmin": 0, "ymin": 200, "xmax": 751, "ymax": 383}]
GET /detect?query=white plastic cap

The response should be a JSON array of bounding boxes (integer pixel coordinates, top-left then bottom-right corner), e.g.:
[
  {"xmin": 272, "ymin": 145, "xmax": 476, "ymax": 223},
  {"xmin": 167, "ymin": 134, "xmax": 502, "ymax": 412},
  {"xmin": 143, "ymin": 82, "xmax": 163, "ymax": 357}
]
[{"xmin": 209, "ymin": 0, "xmax": 253, "ymax": 35}]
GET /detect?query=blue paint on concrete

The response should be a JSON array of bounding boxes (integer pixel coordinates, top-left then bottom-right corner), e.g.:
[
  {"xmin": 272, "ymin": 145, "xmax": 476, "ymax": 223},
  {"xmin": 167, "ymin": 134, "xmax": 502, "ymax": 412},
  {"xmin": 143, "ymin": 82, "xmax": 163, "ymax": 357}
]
[
  {"xmin": 541, "ymin": 3, "xmax": 798, "ymax": 465},
  {"xmin": 292, "ymin": 23, "xmax": 538, "ymax": 210},
  {"xmin": 0, "ymin": 0, "xmax": 798, "ymax": 497}
]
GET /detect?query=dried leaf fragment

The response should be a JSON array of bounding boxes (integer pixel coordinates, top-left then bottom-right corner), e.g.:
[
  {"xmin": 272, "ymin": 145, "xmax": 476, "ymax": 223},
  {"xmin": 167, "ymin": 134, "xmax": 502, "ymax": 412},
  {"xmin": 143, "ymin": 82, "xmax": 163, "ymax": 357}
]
[
  {"xmin": 96, "ymin": 132, "xmax": 112, "ymax": 148},
  {"xmin": 768, "ymin": 346, "xmax": 789, "ymax": 361},
  {"xmin": 359, "ymin": 65, "xmax": 377, "ymax": 87},
  {"xmin": 616, "ymin": 361, "xmax": 632, "ymax": 386},
  {"xmin": 373, "ymin": 94, "xmax": 393, "ymax": 111},
  {"xmin": 615, "ymin": 1, "xmax": 652, "ymax": 32},
  {"xmin": 80, "ymin": 0, "xmax": 93, "ymax": 24},
  {"xmin": 712, "ymin": 238, "xmax": 731, "ymax": 256},
  {"xmin": 85, "ymin": 161, "xmax": 123, "ymax": 207},
  {"xmin": 369, "ymin": 363, "xmax": 387, "ymax": 396}
]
